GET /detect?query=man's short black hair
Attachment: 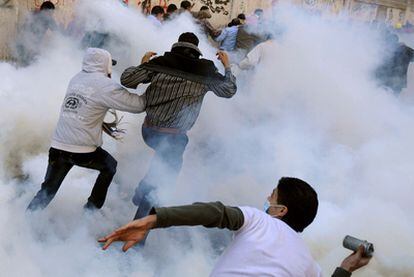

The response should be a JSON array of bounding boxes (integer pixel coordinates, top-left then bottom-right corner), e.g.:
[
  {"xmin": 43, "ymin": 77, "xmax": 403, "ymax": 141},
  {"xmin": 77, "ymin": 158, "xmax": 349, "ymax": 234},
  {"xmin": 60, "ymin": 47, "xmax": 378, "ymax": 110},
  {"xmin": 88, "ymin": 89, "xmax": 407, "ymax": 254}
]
[
  {"xmin": 40, "ymin": 1, "xmax": 55, "ymax": 10},
  {"xmin": 276, "ymin": 177, "xmax": 318, "ymax": 233},
  {"xmin": 237, "ymin": 13, "xmax": 246, "ymax": 20},
  {"xmin": 200, "ymin": 6, "xmax": 209, "ymax": 11},
  {"xmin": 180, "ymin": 1, "xmax": 192, "ymax": 10},
  {"xmin": 178, "ymin": 32, "xmax": 199, "ymax": 46},
  {"xmin": 228, "ymin": 18, "xmax": 241, "ymax": 27},
  {"xmin": 167, "ymin": 4, "xmax": 177, "ymax": 13},
  {"xmin": 151, "ymin": 6, "xmax": 165, "ymax": 16}
]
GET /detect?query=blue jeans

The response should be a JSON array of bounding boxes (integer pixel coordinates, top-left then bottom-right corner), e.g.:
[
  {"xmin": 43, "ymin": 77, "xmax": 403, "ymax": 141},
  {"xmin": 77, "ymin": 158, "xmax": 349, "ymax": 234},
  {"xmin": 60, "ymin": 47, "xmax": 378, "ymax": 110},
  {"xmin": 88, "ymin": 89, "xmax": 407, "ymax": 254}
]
[{"xmin": 133, "ymin": 126, "xmax": 188, "ymax": 219}]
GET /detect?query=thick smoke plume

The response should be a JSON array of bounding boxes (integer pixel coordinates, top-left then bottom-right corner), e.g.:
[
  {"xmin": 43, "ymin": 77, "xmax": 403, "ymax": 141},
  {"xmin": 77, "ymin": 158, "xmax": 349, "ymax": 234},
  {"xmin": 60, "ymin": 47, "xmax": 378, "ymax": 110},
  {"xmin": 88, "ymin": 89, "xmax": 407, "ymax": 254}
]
[{"xmin": 0, "ymin": 1, "xmax": 413, "ymax": 276}]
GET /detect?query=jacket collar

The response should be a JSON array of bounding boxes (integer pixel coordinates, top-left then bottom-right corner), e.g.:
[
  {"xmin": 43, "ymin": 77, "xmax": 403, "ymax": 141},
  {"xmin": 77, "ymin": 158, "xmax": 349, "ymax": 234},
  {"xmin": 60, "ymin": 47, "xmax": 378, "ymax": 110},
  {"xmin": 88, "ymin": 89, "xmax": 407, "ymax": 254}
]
[{"xmin": 171, "ymin": 42, "xmax": 203, "ymax": 56}]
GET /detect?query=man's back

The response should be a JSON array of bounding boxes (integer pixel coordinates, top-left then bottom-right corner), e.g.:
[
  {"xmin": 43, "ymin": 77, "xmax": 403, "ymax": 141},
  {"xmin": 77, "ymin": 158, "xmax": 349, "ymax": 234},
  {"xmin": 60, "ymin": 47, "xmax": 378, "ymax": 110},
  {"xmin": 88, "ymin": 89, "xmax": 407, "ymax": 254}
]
[
  {"xmin": 211, "ymin": 207, "xmax": 321, "ymax": 277},
  {"xmin": 143, "ymin": 72, "xmax": 207, "ymax": 130},
  {"xmin": 216, "ymin": 26, "xmax": 239, "ymax": 52},
  {"xmin": 52, "ymin": 48, "xmax": 145, "ymax": 152},
  {"xmin": 53, "ymin": 72, "xmax": 114, "ymax": 149},
  {"xmin": 121, "ymin": 45, "xmax": 237, "ymax": 131}
]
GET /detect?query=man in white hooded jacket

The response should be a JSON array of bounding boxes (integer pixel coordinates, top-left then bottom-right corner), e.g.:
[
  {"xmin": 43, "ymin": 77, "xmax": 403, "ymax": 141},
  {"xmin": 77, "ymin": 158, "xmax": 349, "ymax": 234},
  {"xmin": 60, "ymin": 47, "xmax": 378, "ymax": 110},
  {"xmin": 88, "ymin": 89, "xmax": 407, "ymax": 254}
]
[{"xmin": 28, "ymin": 48, "xmax": 146, "ymax": 211}]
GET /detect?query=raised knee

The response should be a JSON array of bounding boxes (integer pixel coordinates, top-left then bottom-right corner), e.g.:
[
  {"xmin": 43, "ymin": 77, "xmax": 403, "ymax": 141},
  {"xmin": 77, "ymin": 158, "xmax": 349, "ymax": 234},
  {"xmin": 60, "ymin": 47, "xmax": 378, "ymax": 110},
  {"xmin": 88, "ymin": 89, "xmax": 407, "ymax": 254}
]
[{"xmin": 104, "ymin": 158, "xmax": 117, "ymax": 176}]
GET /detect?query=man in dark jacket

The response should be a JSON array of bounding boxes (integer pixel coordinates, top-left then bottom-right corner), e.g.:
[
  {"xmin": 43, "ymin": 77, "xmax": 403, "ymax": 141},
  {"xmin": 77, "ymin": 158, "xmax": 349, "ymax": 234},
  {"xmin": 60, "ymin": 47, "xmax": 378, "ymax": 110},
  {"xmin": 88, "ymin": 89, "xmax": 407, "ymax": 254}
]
[
  {"xmin": 99, "ymin": 177, "xmax": 371, "ymax": 276},
  {"xmin": 376, "ymin": 33, "xmax": 414, "ymax": 94},
  {"xmin": 120, "ymin": 32, "xmax": 237, "ymax": 220}
]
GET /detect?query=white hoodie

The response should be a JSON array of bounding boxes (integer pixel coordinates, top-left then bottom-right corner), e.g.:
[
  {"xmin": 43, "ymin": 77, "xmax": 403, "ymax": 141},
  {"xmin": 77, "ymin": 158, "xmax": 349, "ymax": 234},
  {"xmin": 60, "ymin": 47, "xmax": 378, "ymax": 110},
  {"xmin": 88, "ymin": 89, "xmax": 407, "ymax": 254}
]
[{"xmin": 51, "ymin": 48, "xmax": 146, "ymax": 153}]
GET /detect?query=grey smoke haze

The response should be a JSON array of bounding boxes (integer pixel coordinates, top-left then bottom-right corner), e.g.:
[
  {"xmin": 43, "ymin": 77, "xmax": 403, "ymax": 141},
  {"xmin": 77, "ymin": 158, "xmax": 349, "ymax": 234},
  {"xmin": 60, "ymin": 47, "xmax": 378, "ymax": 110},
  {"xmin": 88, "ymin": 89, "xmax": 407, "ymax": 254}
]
[{"xmin": 0, "ymin": 1, "xmax": 413, "ymax": 276}]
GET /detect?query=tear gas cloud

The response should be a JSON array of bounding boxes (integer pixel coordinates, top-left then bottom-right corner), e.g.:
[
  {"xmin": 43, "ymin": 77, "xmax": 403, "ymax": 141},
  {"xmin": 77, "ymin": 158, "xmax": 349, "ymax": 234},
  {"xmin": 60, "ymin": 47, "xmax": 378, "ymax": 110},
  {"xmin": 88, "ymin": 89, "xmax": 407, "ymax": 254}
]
[{"xmin": 0, "ymin": 1, "xmax": 413, "ymax": 276}]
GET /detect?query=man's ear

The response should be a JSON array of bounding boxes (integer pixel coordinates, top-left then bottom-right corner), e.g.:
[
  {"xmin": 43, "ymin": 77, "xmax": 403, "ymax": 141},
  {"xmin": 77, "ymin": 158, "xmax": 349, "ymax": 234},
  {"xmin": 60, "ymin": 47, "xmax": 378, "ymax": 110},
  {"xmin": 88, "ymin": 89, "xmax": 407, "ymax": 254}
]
[{"xmin": 274, "ymin": 206, "xmax": 288, "ymax": 218}]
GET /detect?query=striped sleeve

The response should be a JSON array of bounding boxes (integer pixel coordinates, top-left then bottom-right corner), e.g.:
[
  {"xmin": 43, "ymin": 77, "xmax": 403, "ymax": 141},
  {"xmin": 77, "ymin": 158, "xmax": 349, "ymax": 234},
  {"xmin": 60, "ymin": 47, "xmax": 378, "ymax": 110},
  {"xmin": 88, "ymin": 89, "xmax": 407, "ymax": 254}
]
[
  {"xmin": 120, "ymin": 66, "xmax": 153, "ymax": 89},
  {"xmin": 208, "ymin": 68, "xmax": 237, "ymax": 98}
]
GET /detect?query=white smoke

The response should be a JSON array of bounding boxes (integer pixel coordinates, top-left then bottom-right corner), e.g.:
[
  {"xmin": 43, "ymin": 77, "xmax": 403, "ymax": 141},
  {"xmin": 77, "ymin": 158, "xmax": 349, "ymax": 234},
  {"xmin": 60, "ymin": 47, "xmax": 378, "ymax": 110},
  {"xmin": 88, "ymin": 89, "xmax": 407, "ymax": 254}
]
[{"xmin": 0, "ymin": 0, "xmax": 413, "ymax": 276}]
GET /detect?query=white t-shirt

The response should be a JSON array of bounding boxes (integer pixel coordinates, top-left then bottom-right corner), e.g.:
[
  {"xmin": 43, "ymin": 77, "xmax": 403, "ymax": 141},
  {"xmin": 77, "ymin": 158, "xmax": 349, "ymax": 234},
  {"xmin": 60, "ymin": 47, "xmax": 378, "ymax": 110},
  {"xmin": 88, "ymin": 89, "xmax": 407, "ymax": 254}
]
[{"xmin": 210, "ymin": 207, "xmax": 322, "ymax": 277}]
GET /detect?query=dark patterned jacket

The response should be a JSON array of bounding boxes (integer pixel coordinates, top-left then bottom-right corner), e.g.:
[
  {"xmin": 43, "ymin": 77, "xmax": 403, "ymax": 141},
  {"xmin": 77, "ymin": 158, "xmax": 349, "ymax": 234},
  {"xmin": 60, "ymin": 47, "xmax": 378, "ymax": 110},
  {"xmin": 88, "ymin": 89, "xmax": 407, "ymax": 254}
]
[{"xmin": 121, "ymin": 44, "xmax": 237, "ymax": 131}]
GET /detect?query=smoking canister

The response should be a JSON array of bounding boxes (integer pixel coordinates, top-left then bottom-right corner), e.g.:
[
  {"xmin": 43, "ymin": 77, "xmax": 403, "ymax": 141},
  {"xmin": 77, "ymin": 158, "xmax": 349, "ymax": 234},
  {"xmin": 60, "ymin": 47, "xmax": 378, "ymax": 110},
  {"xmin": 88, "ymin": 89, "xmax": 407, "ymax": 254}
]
[{"xmin": 343, "ymin": 235, "xmax": 374, "ymax": 257}]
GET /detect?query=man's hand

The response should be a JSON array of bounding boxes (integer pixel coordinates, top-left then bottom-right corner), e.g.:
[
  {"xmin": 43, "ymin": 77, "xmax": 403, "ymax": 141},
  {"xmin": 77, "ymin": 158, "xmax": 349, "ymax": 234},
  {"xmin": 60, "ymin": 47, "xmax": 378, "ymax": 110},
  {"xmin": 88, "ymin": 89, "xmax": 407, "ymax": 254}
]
[
  {"xmin": 340, "ymin": 245, "xmax": 372, "ymax": 273},
  {"xmin": 98, "ymin": 215, "xmax": 157, "ymax": 252},
  {"xmin": 217, "ymin": 51, "xmax": 230, "ymax": 69},
  {"xmin": 141, "ymin": 52, "xmax": 157, "ymax": 64}
]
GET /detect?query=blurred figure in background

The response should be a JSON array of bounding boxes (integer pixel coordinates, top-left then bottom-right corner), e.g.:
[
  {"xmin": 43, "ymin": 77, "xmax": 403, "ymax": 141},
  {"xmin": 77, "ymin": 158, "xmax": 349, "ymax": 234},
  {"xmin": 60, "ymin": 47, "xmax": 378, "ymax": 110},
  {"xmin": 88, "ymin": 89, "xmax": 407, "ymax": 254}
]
[
  {"xmin": 164, "ymin": 4, "xmax": 178, "ymax": 21},
  {"xmin": 247, "ymin": 8, "xmax": 264, "ymax": 25},
  {"xmin": 148, "ymin": 5, "xmax": 165, "ymax": 27},
  {"xmin": 216, "ymin": 18, "xmax": 242, "ymax": 52},
  {"xmin": 196, "ymin": 6, "xmax": 221, "ymax": 38},
  {"xmin": 236, "ymin": 24, "xmax": 265, "ymax": 54},
  {"xmin": 235, "ymin": 8, "xmax": 268, "ymax": 54},
  {"xmin": 376, "ymin": 32, "xmax": 414, "ymax": 95},
  {"xmin": 236, "ymin": 34, "xmax": 276, "ymax": 72},
  {"xmin": 237, "ymin": 13, "xmax": 247, "ymax": 25},
  {"xmin": 179, "ymin": 1, "xmax": 193, "ymax": 14},
  {"xmin": 65, "ymin": 13, "xmax": 86, "ymax": 41},
  {"xmin": 13, "ymin": 1, "xmax": 58, "ymax": 66}
]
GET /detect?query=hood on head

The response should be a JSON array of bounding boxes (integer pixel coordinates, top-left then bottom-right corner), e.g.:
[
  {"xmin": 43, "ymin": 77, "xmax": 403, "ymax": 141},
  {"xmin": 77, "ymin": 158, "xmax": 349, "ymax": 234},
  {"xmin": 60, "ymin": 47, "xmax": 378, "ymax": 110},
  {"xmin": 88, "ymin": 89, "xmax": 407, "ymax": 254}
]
[{"xmin": 82, "ymin": 48, "xmax": 112, "ymax": 75}]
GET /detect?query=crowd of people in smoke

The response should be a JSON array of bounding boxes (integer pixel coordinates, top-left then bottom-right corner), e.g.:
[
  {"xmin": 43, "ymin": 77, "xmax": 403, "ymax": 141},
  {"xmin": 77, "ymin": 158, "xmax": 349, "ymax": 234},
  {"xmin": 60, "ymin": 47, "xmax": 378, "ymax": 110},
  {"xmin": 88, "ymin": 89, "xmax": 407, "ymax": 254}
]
[
  {"xmin": 8, "ymin": 0, "xmax": 414, "ymax": 276},
  {"xmin": 144, "ymin": 2, "xmax": 270, "ymax": 55},
  {"xmin": 13, "ymin": 0, "xmax": 414, "ymax": 96}
]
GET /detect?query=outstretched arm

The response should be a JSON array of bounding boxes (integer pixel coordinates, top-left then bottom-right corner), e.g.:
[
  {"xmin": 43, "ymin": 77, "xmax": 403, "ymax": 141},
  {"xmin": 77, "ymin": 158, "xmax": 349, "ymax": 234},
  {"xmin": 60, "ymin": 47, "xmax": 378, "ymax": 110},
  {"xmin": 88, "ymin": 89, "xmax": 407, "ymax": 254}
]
[
  {"xmin": 154, "ymin": 201, "xmax": 243, "ymax": 229},
  {"xmin": 99, "ymin": 202, "xmax": 244, "ymax": 251},
  {"xmin": 100, "ymin": 86, "xmax": 146, "ymax": 113}
]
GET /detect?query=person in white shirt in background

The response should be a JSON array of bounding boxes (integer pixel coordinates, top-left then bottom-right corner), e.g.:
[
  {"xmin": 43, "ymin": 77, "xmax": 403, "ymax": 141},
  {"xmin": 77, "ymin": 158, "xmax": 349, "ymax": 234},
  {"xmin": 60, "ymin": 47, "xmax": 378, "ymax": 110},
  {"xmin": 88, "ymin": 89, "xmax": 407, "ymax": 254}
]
[
  {"xmin": 148, "ymin": 6, "xmax": 165, "ymax": 28},
  {"xmin": 27, "ymin": 48, "xmax": 146, "ymax": 211},
  {"xmin": 231, "ymin": 34, "xmax": 277, "ymax": 76}
]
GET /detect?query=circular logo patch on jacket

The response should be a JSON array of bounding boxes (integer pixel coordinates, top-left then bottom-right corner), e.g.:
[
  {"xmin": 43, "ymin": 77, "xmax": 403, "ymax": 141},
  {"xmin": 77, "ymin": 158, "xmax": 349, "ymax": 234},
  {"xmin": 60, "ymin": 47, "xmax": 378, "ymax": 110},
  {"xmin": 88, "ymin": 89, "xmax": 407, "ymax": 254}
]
[{"xmin": 65, "ymin": 97, "xmax": 80, "ymax": 109}]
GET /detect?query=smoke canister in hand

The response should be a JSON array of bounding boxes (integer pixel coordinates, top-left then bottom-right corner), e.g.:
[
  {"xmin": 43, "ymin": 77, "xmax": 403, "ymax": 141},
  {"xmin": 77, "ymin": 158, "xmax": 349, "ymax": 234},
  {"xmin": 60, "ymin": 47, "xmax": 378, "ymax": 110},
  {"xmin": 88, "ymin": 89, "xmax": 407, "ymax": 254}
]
[{"xmin": 343, "ymin": 235, "xmax": 374, "ymax": 257}]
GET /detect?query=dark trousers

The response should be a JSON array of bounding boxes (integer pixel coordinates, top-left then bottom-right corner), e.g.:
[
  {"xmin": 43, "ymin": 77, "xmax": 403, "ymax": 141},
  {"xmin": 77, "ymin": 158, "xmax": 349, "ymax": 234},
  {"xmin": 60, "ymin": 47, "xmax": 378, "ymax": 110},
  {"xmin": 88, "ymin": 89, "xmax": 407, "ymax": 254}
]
[
  {"xmin": 133, "ymin": 126, "xmax": 188, "ymax": 219},
  {"xmin": 27, "ymin": 147, "xmax": 117, "ymax": 211}
]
